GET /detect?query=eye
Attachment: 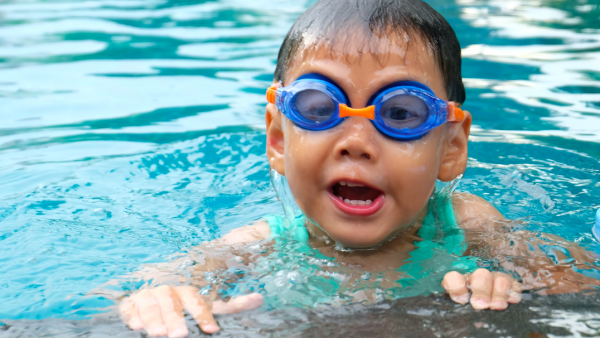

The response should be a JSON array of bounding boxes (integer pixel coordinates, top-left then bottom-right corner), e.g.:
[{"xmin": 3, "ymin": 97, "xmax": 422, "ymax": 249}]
[
  {"xmin": 293, "ymin": 89, "xmax": 337, "ymax": 123},
  {"xmin": 380, "ymin": 94, "xmax": 429, "ymax": 129},
  {"xmin": 388, "ymin": 108, "xmax": 413, "ymax": 121}
]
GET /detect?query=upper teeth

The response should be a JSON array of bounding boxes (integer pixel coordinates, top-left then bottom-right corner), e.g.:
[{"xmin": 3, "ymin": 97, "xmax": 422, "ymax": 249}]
[{"xmin": 340, "ymin": 181, "xmax": 365, "ymax": 187}]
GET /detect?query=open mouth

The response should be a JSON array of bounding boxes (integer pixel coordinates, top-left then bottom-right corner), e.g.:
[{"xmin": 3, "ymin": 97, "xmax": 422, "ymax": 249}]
[
  {"xmin": 332, "ymin": 181, "xmax": 382, "ymax": 205},
  {"xmin": 329, "ymin": 180, "xmax": 385, "ymax": 216}
]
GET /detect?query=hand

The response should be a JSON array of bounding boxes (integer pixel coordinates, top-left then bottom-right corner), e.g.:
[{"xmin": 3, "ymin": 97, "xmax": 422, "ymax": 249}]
[
  {"xmin": 442, "ymin": 268, "xmax": 522, "ymax": 310},
  {"xmin": 119, "ymin": 285, "xmax": 264, "ymax": 337}
]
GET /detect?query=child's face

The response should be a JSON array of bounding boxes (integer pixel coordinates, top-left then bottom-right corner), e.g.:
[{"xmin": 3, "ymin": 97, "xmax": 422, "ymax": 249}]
[{"xmin": 266, "ymin": 35, "xmax": 471, "ymax": 248}]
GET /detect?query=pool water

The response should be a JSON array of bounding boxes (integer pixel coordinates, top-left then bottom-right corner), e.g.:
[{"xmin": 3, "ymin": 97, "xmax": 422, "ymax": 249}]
[{"xmin": 0, "ymin": 0, "xmax": 599, "ymax": 330}]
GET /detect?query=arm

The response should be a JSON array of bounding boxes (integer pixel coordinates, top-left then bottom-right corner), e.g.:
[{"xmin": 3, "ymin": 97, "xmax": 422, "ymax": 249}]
[
  {"xmin": 120, "ymin": 222, "xmax": 271, "ymax": 337},
  {"xmin": 439, "ymin": 193, "xmax": 521, "ymax": 310},
  {"xmin": 443, "ymin": 193, "xmax": 600, "ymax": 310}
]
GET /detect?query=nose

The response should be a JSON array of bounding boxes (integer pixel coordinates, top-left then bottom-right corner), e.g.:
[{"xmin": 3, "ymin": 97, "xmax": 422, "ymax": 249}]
[{"xmin": 333, "ymin": 116, "xmax": 379, "ymax": 162}]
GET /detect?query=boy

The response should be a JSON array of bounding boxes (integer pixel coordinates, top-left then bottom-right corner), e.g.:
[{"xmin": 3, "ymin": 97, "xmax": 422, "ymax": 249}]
[{"xmin": 119, "ymin": 1, "xmax": 598, "ymax": 337}]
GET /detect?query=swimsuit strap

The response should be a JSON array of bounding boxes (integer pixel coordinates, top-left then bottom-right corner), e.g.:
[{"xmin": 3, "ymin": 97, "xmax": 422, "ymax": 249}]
[
  {"xmin": 266, "ymin": 214, "xmax": 329, "ymax": 259},
  {"xmin": 419, "ymin": 192, "xmax": 469, "ymax": 256},
  {"xmin": 266, "ymin": 214, "xmax": 309, "ymax": 243},
  {"xmin": 406, "ymin": 193, "xmax": 479, "ymax": 276}
]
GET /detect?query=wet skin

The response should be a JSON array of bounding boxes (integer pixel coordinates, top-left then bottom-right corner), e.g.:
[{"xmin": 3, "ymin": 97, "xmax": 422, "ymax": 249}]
[{"xmin": 119, "ymin": 33, "xmax": 600, "ymax": 338}]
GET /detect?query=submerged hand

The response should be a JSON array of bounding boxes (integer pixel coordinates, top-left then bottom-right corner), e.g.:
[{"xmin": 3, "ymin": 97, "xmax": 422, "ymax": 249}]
[
  {"xmin": 442, "ymin": 269, "xmax": 522, "ymax": 310},
  {"xmin": 119, "ymin": 285, "xmax": 264, "ymax": 337}
]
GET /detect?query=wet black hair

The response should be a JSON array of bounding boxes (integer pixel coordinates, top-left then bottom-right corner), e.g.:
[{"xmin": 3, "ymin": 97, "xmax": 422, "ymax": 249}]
[{"xmin": 274, "ymin": 0, "xmax": 466, "ymax": 104}]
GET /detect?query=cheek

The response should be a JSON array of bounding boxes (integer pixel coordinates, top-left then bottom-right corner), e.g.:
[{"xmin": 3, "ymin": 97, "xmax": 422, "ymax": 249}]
[
  {"xmin": 384, "ymin": 135, "xmax": 441, "ymax": 172},
  {"xmin": 283, "ymin": 122, "xmax": 344, "ymax": 172},
  {"xmin": 381, "ymin": 132, "xmax": 443, "ymax": 202},
  {"xmin": 284, "ymin": 126, "xmax": 319, "ymax": 176},
  {"xmin": 283, "ymin": 125, "xmax": 337, "ymax": 202}
]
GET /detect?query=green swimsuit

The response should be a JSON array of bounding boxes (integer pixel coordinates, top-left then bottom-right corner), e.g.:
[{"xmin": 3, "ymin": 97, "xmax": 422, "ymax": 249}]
[{"xmin": 265, "ymin": 192, "xmax": 479, "ymax": 284}]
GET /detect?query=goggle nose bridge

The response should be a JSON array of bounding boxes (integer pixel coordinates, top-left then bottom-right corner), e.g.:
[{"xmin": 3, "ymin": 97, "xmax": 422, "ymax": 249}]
[{"xmin": 338, "ymin": 104, "xmax": 375, "ymax": 120}]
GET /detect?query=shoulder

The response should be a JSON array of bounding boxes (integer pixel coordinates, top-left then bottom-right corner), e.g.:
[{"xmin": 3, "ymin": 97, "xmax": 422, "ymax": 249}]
[
  {"xmin": 216, "ymin": 221, "xmax": 272, "ymax": 246},
  {"xmin": 451, "ymin": 193, "xmax": 507, "ymax": 231}
]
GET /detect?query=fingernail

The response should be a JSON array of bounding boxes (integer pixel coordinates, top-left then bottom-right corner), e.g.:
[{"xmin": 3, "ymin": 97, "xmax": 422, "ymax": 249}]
[
  {"xmin": 250, "ymin": 293, "xmax": 263, "ymax": 300},
  {"xmin": 203, "ymin": 324, "xmax": 220, "ymax": 334},
  {"xmin": 473, "ymin": 299, "xmax": 489, "ymax": 309},
  {"xmin": 491, "ymin": 301, "xmax": 507, "ymax": 310},
  {"xmin": 451, "ymin": 294, "xmax": 470, "ymax": 304},
  {"xmin": 508, "ymin": 293, "xmax": 522, "ymax": 303},
  {"xmin": 169, "ymin": 328, "xmax": 189, "ymax": 338},
  {"xmin": 147, "ymin": 326, "xmax": 168, "ymax": 337},
  {"xmin": 129, "ymin": 320, "xmax": 144, "ymax": 330}
]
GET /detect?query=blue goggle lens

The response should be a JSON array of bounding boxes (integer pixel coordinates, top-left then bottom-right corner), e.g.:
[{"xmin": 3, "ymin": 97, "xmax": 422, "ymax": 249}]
[
  {"xmin": 292, "ymin": 89, "xmax": 337, "ymax": 123},
  {"xmin": 379, "ymin": 94, "xmax": 430, "ymax": 130}
]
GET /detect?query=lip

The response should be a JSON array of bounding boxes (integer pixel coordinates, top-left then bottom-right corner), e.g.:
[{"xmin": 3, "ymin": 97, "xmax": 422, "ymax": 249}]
[{"xmin": 327, "ymin": 186, "xmax": 385, "ymax": 217}]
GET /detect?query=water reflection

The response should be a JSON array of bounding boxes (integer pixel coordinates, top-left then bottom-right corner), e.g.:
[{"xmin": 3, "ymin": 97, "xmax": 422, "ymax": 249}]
[{"xmin": 458, "ymin": 0, "xmax": 600, "ymax": 144}]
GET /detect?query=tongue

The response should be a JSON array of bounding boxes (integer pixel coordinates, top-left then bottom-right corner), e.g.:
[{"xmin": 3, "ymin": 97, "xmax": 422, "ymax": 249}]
[{"xmin": 335, "ymin": 185, "xmax": 381, "ymax": 201}]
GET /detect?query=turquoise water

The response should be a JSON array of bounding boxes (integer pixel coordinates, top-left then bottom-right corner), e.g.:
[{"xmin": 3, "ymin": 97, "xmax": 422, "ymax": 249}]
[{"xmin": 0, "ymin": 0, "xmax": 599, "ymax": 323}]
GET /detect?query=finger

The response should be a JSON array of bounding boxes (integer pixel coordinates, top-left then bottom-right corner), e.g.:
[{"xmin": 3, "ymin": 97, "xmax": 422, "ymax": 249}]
[
  {"xmin": 469, "ymin": 268, "xmax": 493, "ymax": 310},
  {"xmin": 178, "ymin": 286, "xmax": 220, "ymax": 334},
  {"xmin": 135, "ymin": 289, "xmax": 168, "ymax": 337},
  {"xmin": 212, "ymin": 293, "xmax": 264, "ymax": 314},
  {"xmin": 153, "ymin": 285, "xmax": 188, "ymax": 338},
  {"xmin": 509, "ymin": 280, "xmax": 523, "ymax": 304},
  {"xmin": 441, "ymin": 272, "xmax": 470, "ymax": 305},
  {"xmin": 490, "ymin": 274, "xmax": 512, "ymax": 310},
  {"xmin": 119, "ymin": 297, "xmax": 143, "ymax": 330}
]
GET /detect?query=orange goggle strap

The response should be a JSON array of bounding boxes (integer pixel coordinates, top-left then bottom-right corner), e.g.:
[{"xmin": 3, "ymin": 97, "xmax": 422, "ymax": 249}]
[
  {"xmin": 267, "ymin": 86, "xmax": 278, "ymax": 104},
  {"xmin": 447, "ymin": 101, "xmax": 465, "ymax": 122},
  {"xmin": 267, "ymin": 86, "xmax": 465, "ymax": 123}
]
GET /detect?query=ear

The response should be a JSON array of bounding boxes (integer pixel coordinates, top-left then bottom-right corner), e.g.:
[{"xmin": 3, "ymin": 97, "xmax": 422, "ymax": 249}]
[
  {"xmin": 266, "ymin": 102, "xmax": 286, "ymax": 176},
  {"xmin": 438, "ymin": 111, "xmax": 472, "ymax": 182}
]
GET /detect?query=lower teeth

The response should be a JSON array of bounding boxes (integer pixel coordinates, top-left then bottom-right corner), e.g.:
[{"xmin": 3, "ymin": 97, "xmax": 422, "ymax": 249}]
[{"xmin": 341, "ymin": 198, "xmax": 373, "ymax": 206}]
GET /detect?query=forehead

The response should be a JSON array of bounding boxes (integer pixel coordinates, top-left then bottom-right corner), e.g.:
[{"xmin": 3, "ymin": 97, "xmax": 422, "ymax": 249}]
[{"xmin": 284, "ymin": 29, "xmax": 447, "ymax": 100}]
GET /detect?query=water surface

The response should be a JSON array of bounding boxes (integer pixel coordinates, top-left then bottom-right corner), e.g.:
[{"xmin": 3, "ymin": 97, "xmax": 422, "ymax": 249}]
[{"xmin": 0, "ymin": 0, "xmax": 599, "ymax": 335}]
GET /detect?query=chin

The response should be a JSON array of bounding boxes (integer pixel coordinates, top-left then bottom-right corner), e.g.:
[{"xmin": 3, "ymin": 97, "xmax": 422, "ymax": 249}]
[{"xmin": 327, "ymin": 229, "xmax": 389, "ymax": 249}]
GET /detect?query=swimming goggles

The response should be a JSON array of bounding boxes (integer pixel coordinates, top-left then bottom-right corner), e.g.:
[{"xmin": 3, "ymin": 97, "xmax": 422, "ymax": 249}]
[{"xmin": 266, "ymin": 74, "xmax": 465, "ymax": 141}]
